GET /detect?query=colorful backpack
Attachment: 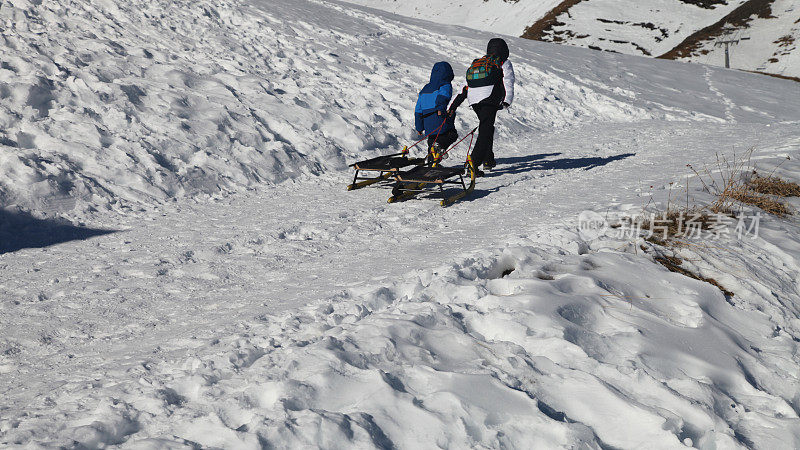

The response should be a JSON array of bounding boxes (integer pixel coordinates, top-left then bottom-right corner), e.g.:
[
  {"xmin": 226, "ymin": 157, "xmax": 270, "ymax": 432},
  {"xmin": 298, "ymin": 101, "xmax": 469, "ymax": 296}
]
[{"xmin": 466, "ymin": 55, "xmax": 503, "ymax": 88}]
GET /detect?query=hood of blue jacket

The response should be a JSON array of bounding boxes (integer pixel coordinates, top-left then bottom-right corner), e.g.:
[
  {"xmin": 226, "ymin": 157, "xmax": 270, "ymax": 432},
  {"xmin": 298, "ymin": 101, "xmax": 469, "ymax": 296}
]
[{"xmin": 427, "ymin": 61, "xmax": 454, "ymax": 89}]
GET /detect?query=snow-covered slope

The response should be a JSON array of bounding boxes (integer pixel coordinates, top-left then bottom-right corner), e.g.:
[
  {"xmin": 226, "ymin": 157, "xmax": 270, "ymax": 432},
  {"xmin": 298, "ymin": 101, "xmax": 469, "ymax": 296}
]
[
  {"xmin": 524, "ymin": 0, "xmax": 749, "ymax": 57},
  {"xmin": 2, "ymin": 0, "xmax": 798, "ymax": 219},
  {"xmin": 669, "ymin": 0, "xmax": 800, "ymax": 77},
  {"xmin": 344, "ymin": 0, "xmax": 800, "ymax": 77},
  {"xmin": 341, "ymin": 0, "xmax": 750, "ymax": 57},
  {"xmin": 337, "ymin": 0, "xmax": 564, "ymax": 36},
  {"xmin": 0, "ymin": 0, "xmax": 406, "ymax": 215},
  {"xmin": 3, "ymin": 0, "xmax": 800, "ymax": 448}
]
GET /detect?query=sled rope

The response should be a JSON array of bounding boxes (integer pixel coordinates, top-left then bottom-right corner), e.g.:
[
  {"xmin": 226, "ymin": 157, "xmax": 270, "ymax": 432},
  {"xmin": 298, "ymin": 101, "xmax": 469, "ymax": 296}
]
[{"xmin": 441, "ymin": 126, "xmax": 478, "ymax": 161}]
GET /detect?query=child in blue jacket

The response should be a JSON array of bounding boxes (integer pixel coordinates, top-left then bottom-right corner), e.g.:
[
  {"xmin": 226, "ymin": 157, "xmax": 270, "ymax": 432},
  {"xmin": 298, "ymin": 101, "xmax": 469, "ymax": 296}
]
[{"xmin": 415, "ymin": 61, "xmax": 458, "ymax": 157}]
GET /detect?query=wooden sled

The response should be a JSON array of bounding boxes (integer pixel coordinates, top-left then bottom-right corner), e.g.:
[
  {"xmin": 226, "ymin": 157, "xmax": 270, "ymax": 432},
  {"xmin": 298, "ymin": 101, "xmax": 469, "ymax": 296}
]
[
  {"xmin": 388, "ymin": 160, "xmax": 477, "ymax": 207},
  {"xmin": 347, "ymin": 150, "xmax": 426, "ymax": 191}
]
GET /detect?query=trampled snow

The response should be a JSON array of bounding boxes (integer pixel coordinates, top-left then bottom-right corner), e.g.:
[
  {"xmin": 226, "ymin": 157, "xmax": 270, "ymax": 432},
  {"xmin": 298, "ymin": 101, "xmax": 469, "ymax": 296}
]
[{"xmin": 2, "ymin": 0, "xmax": 800, "ymax": 448}]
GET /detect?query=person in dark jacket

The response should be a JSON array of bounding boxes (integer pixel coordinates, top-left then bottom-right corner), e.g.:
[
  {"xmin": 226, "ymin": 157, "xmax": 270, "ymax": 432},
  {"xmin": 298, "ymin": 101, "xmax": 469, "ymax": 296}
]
[
  {"xmin": 415, "ymin": 61, "xmax": 458, "ymax": 159},
  {"xmin": 449, "ymin": 38, "xmax": 515, "ymax": 176}
]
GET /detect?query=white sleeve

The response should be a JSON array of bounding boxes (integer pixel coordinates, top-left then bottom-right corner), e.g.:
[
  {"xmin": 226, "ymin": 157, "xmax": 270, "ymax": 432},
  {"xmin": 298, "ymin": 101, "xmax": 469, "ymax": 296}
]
[
  {"xmin": 502, "ymin": 60, "xmax": 515, "ymax": 106},
  {"xmin": 448, "ymin": 82, "xmax": 467, "ymax": 110}
]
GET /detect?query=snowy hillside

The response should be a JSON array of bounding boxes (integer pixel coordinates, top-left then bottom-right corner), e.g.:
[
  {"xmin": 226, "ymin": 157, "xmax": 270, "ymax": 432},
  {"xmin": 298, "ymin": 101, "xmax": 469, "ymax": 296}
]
[
  {"xmin": 3, "ymin": 0, "xmax": 800, "ymax": 448},
  {"xmin": 667, "ymin": 0, "xmax": 800, "ymax": 78},
  {"xmin": 522, "ymin": 0, "xmax": 749, "ymax": 57},
  {"xmin": 344, "ymin": 0, "xmax": 800, "ymax": 78}
]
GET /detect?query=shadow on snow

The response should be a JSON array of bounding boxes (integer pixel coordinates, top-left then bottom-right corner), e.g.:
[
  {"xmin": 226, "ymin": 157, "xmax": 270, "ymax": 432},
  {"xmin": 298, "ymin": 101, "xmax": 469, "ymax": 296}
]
[
  {"xmin": 438, "ymin": 152, "xmax": 636, "ymax": 202},
  {"xmin": 0, "ymin": 209, "xmax": 116, "ymax": 254},
  {"xmin": 491, "ymin": 152, "xmax": 636, "ymax": 176}
]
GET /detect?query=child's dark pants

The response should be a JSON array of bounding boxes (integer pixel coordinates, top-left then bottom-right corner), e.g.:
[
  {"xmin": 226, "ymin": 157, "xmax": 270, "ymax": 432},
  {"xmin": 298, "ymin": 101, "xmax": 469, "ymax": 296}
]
[{"xmin": 427, "ymin": 128, "xmax": 458, "ymax": 151}]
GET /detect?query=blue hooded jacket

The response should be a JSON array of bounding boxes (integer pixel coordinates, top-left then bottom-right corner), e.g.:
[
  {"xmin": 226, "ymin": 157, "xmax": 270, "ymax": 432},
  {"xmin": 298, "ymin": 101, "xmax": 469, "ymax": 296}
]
[{"xmin": 414, "ymin": 62, "xmax": 455, "ymax": 137}]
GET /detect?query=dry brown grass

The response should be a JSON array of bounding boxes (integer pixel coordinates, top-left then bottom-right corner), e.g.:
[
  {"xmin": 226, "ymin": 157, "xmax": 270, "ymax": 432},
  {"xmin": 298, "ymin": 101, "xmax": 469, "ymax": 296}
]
[
  {"xmin": 685, "ymin": 148, "xmax": 796, "ymax": 217},
  {"xmin": 641, "ymin": 209, "xmax": 718, "ymax": 242},
  {"xmin": 521, "ymin": 0, "xmax": 586, "ymax": 41},
  {"xmin": 748, "ymin": 172, "xmax": 800, "ymax": 196},
  {"xmin": 730, "ymin": 187, "xmax": 792, "ymax": 216},
  {"xmin": 635, "ymin": 210, "xmax": 736, "ymax": 296},
  {"xmin": 688, "ymin": 149, "xmax": 753, "ymax": 215},
  {"xmin": 629, "ymin": 150, "xmax": 796, "ymax": 247},
  {"xmin": 637, "ymin": 206, "xmax": 735, "ymax": 297},
  {"xmin": 614, "ymin": 148, "xmax": 797, "ymax": 298},
  {"xmin": 634, "ymin": 149, "xmax": 799, "ymax": 297},
  {"xmin": 720, "ymin": 171, "xmax": 800, "ymax": 216},
  {"xmin": 653, "ymin": 254, "xmax": 734, "ymax": 297}
]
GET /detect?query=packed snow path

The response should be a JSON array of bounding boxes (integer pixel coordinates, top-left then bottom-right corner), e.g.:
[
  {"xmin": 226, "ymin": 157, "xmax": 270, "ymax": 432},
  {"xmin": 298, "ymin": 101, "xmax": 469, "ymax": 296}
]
[
  {"xmin": 5, "ymin": 123, "xmax": 800, "ymax": 447},
  {"xmin": 2, "ymin": 0, "xmax": 800, "ymax": 447}
]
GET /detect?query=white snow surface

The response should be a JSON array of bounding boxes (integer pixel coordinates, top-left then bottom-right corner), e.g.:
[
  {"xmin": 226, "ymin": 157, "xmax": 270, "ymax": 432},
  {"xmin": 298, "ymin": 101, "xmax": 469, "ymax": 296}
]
[
  {"xmin": 337, "ymin": 0, "xmax": 564, "ymax": 36},
  {"xmin": 2, "ymin": 0, "xmax": 800, "ymax": 448}
]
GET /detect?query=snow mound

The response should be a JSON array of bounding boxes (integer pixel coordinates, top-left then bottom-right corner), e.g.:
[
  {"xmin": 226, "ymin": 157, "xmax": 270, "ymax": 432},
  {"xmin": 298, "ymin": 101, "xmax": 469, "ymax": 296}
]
[{"xmin": 10, "ymin": 224, "xmax": 800, "ymax": 447}]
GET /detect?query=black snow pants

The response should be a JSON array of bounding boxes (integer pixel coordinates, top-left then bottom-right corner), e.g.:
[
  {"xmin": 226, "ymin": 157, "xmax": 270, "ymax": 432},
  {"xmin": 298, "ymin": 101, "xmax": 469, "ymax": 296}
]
[
  {"xmin": 427, "ymin": 128, "xmax": 458, "ymax": 152},
  {"xmin": 471, "ymin": 104, "xmax": 499, "ymax": 168}
]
